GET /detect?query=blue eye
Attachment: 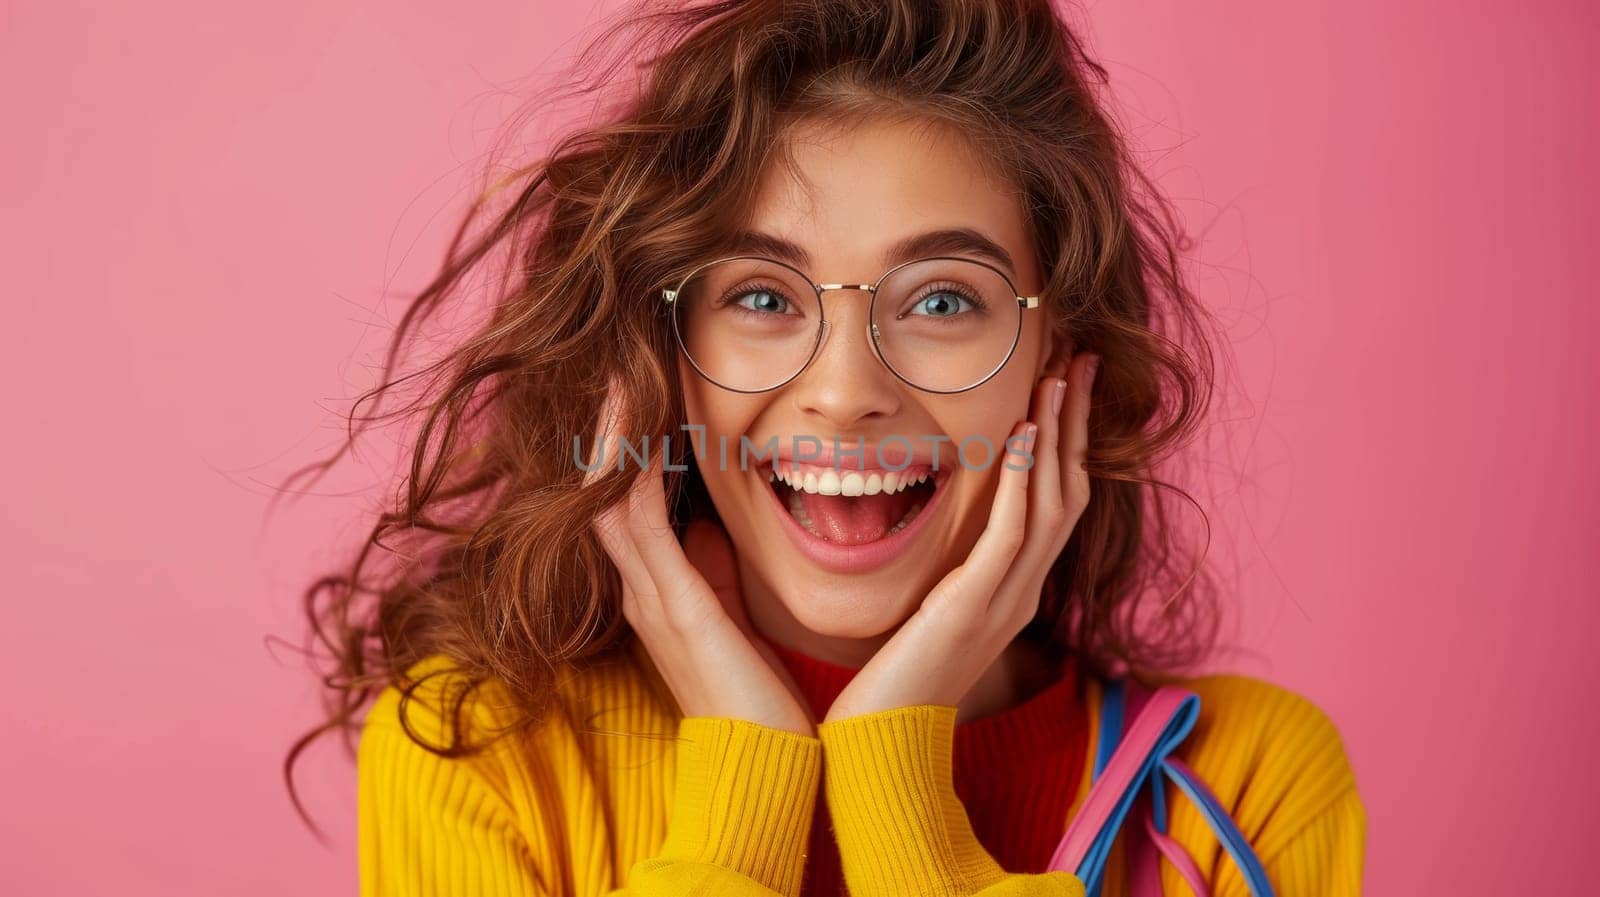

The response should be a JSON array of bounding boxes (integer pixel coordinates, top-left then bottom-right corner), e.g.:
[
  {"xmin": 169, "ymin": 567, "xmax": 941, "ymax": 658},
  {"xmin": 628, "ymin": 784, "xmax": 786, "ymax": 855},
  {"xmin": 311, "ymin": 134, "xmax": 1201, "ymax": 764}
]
[
  {"xmin": 735, "ymin": 290, "xmax": 789, "ymax": 314},
  {"xmin": 911, "ymin": 290, "xmax": 973, "ymax": 317}
]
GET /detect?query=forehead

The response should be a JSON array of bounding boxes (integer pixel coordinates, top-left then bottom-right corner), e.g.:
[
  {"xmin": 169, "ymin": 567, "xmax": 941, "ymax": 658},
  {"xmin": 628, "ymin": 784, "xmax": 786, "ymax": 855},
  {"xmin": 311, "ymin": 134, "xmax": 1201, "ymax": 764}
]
[{"xmin": 744, "ymin": 115, "xmax": 1033, "ymax": 276}]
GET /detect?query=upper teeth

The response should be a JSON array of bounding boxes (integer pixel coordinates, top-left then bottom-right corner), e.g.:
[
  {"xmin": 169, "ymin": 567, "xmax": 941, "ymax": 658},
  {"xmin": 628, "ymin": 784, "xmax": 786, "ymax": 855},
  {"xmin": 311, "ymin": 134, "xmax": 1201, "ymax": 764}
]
[{"xmin": 770, "ymin": 467, "xmax": 929, "ymax": 496}]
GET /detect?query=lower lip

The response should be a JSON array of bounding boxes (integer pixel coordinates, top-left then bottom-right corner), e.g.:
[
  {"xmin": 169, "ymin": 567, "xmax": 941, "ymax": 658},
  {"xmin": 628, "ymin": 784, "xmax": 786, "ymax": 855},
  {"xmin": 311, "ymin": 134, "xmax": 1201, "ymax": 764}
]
[{"xmin": 758, "ymin": 469, "xmax": 946, "ymax": 574}]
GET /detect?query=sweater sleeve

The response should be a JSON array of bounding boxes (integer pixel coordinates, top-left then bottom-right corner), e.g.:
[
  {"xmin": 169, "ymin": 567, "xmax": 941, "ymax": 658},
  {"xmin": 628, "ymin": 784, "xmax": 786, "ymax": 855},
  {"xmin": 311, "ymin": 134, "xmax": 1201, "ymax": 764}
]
[
  {"xmin": 1170, "ymin": 674, "xmax": 1368, "ymax": 897},
  {"xmin": 1252, "ymin": 785, "xmax": 1365, "ymax": 896},
  {"xmin": 358, "ymin": 686, "xmax": 823, "ymax": 897},
  {"xmin": 817, "ymin": 705, "xmax": 1086, "ymax": 897}
]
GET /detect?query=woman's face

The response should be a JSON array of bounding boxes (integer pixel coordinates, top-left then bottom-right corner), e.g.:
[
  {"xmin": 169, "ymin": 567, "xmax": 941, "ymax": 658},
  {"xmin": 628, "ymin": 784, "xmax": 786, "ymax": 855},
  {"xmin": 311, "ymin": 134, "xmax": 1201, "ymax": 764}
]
[{"xmin": 680, "ymin": 115, "xmax": 1061, "ymax": 656}]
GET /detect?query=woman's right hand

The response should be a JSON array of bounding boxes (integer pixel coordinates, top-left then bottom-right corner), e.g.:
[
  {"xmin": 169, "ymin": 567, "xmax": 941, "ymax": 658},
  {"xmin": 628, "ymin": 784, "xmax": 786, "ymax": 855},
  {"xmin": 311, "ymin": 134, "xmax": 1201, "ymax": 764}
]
[{"xmin": 586, "ymin": 386, "xmax": 813, "ymax": 735}]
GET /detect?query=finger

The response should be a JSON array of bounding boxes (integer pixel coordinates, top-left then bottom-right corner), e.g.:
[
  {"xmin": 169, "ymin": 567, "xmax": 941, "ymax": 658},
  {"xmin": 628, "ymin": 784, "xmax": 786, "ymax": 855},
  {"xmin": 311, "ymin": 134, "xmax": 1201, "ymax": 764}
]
[
  {"xmin": 593, "ymin": 502, "xmax": 652, "ymax": 605},
  {"xmin": 952, "ymin": 420, "xmax": 1036, "ymax": 600},
  {"xmin": 988, "ymin": 377, "xmax": 1070, "ymax": 621},
  {"xmin": 1026, "ymin": 374, "xmax": 1066, "ymax": 531},
  {"xmin": 586, "ymin": 375, "xmax": 659, "ymax": 611},
  {"xmin": 622, "ymin": 454, "xmax": 717, "ymax": 626},
  {"xmin": 582, "ymin": 374, "xmax": 629, "ymax": 488},
  {"xmin": 1059, "ymin": 352, "xmax": 1097, "ymax": 518},
  {"xmin": 999, "ymin": 353, "xmax": 1095, "ymax": 601},
  {"xmin": 624, "ymin": 450, "xmax": 676, "ymax": 539},
  {"xmin": 595, "ymin": 444, "xmax": 674, "ymax": 622}
]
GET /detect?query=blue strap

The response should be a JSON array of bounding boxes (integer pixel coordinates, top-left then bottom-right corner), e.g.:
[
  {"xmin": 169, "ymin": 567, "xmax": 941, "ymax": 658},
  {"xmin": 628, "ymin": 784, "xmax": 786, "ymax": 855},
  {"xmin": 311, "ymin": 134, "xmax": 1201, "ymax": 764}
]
[
  {"xmin": 1162, "ymin": 763, "xmax": 1275, "ymax": 896},
  {"xmin": 1084, "ymin": 680, "xmax": 1124, "ymax": 897},
  {"xmin": 1082, "ymin": 679, "xmax": 1276, "ymax": 897},
  {"xmin": 1077, "ymin": 681, "xmax": 1199, "ymax": 896},
  {"xmin": 1091, "ymin": 679, "xmax": 1124, "ymax": 780}
]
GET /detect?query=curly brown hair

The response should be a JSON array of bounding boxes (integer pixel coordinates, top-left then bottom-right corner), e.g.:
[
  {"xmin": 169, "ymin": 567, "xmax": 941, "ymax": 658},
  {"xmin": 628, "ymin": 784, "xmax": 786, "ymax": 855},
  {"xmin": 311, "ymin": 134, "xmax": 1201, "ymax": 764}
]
[{"xmin": 281, "ymin": 0, "xmax": 1223, "ymax": 830}]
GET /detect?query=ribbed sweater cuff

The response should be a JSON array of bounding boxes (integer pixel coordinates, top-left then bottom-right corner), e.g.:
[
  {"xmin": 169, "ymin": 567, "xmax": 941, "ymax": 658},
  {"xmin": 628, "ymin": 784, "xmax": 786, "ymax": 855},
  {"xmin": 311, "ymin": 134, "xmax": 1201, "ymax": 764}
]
[
  {"xmin": 818, "ymin": 705, "xmax": 1007, "ymax": 897},
  {"xmin": 659, "ymin": 717, "xmax": 822, "ymax": 897}
]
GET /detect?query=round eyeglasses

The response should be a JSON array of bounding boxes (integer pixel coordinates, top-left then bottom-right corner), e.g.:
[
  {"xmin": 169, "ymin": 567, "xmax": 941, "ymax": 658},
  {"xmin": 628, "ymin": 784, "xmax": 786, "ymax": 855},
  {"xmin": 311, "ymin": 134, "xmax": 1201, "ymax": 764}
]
[{"xmin": 663, "ymin": 255, "xmax": 1041, "ymax": 394}]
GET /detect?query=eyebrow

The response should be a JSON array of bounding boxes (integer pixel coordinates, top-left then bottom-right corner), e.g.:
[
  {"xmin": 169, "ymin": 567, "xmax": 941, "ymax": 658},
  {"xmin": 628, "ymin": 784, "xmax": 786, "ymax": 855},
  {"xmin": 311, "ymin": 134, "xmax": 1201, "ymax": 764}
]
[{"xmin": 724, "ymin": 227, "xmax": 1019, "ymax": 277}]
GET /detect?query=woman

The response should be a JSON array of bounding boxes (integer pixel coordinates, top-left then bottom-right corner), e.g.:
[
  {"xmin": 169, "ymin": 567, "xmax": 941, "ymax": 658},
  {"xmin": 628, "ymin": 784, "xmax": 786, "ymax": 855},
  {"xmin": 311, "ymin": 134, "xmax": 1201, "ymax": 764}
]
[{"xmin": 289, "ymin": 1, "xmax": 1366, "ymax": 894}]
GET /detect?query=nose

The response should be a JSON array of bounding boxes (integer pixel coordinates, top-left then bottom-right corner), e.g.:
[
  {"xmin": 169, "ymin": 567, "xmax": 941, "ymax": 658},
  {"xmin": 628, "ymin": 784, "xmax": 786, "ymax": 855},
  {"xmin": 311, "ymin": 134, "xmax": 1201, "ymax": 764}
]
[{"xmin": 786, "ymin": 288, "xmax": 902, "ymax": 429}]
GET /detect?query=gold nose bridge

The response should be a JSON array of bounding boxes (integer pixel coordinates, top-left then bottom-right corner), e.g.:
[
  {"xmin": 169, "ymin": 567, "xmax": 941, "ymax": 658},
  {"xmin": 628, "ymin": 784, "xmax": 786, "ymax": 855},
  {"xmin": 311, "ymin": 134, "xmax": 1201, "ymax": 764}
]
[{"xmin": 811, "ymin": 282, "xmax": 882, "ymax": 345}]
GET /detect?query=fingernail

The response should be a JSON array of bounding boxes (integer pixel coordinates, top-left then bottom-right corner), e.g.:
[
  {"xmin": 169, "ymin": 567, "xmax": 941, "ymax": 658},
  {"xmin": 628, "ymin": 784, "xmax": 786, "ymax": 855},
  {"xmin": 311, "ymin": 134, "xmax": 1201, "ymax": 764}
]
[
  {"xmin": 1081, "ymin": 355, "xmax": 1100, "ymax": 396},
  {"xmin": 1026, "ymin": 423, "xmax": 1039, "ymax": 444},
  {"xmin": 1051, "ymin": 378, "xmax": 1067, "ymax": 415}
]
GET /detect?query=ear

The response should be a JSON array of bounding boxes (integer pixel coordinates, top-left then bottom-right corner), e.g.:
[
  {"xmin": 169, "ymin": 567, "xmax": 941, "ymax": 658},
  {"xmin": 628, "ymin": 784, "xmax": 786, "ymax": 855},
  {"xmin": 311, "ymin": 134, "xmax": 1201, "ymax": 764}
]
[{"xmin": 1039, "ymin": 329, "xmax": 1073, "ymax": 381}]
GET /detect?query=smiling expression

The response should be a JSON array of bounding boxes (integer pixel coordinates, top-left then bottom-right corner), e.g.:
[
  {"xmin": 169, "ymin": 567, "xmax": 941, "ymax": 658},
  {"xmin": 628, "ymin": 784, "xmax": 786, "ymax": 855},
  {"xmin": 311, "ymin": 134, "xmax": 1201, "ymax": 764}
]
[{"xmin": 678, "ymin": 114, "xmax": 1061, "ymax": 660}]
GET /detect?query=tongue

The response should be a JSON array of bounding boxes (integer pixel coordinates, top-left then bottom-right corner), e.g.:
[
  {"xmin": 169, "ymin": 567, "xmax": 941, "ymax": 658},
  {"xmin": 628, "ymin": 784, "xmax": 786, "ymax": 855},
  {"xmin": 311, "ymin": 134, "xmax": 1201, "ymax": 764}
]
[{"xmin": 796, "ymin": 488, "xmax": 919, "ymax": 544}]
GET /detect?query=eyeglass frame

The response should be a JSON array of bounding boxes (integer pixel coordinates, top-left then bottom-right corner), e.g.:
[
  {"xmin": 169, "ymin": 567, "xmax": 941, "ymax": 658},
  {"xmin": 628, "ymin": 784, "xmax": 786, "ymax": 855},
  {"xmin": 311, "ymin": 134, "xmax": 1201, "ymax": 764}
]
[{"xmin": 661, "ymin": 254, "xmax": 1042, "ymax": 395}]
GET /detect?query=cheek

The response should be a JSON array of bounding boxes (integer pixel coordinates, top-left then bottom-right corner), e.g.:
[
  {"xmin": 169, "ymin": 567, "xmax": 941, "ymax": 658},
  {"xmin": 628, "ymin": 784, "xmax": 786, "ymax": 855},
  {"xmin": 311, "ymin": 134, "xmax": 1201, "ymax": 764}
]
[
  {"xmin": 680, "ymin": 363, "xmax": 740, "ymax": 439},
  {"xmin": 684, "ymin": 388, "xmax": 751, "ymax": 440},
  {"xmin": 946, "ymin": 368, "xmax": 1040, "ymax": 446},
  {"xmin": 927, "ymin": 368, "xmax": 1040, "ymax": 510},
  {"xmin": 678, "ymin": 368, "xmax": 767, "ymax": 482}
]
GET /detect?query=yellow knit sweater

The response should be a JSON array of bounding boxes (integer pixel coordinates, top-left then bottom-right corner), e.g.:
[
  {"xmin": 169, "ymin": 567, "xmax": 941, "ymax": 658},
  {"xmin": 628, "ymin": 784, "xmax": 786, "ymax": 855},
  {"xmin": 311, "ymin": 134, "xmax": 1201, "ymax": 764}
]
[{"xmin": 357, "ymin": 639, "xmax": 1364, "ymax": 896}]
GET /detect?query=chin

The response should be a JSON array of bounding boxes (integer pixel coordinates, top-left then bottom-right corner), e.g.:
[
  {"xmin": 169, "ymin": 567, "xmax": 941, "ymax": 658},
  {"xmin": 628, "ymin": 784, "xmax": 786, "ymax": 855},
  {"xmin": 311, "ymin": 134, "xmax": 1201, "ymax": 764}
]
[{"xmin": 771, "ymin": 575, "xmax": 925, "ymax": 641}]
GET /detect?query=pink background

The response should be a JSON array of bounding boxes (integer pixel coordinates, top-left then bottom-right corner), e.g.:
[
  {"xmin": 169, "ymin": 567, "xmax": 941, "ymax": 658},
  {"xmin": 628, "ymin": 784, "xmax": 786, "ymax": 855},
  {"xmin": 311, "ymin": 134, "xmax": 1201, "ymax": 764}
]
[{"xmin": 3, "ymin": 0, "xmax": 1595, "ymax": 893}]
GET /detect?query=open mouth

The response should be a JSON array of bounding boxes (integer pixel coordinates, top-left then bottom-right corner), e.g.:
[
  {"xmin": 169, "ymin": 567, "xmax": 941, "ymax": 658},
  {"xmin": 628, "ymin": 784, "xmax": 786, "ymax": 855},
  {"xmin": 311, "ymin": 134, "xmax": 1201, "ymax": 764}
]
[{"xmin": 765, "ymin": 464, "xmax": 941, "ymax": 545}]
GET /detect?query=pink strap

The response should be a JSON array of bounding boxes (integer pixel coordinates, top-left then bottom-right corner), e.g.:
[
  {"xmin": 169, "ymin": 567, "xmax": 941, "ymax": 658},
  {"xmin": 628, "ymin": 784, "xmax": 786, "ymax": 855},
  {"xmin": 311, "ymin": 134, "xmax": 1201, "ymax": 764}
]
[
  {"xmin": 1126, "ymin": 792, "xmax": 1163, "ymax": 896},
  {"xmin": 1129, "ymin": 682, "xmax": 1211, "ymax": 897},
  {"xmin": 1047, "ymin": 686, "xmax": 1190, "ymax": 871},
  {"xmin": 1140, "ymin": 808, "xmax": 1212, "ymax": 897},
  {"xmin": 1052, "ymin": 681, "xmax": 1216, "ymax": 897}
]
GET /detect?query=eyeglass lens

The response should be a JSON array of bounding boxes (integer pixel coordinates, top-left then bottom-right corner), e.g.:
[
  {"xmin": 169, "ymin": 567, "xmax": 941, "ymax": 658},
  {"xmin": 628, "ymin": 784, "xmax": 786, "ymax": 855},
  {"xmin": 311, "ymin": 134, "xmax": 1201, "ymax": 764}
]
[{"xmin": 672, "ymin": 256, "xmax": 1022, "ymax": 393}]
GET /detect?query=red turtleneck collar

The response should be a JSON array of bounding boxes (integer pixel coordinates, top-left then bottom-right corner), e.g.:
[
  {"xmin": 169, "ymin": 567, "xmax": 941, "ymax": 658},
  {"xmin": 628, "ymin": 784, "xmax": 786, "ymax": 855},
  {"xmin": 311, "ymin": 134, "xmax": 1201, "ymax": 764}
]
[{"xmin": 757, "ymin": 634, "xmax": 1089, "ymax": 895}]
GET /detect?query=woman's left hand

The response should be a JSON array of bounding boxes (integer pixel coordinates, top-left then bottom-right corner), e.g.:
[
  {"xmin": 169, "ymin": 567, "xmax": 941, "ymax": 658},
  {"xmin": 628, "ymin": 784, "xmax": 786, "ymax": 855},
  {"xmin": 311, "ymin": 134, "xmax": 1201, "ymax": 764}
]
[{"xmin": 824, "ymin": 351, "xmax": 1098, "ymax": 722}]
